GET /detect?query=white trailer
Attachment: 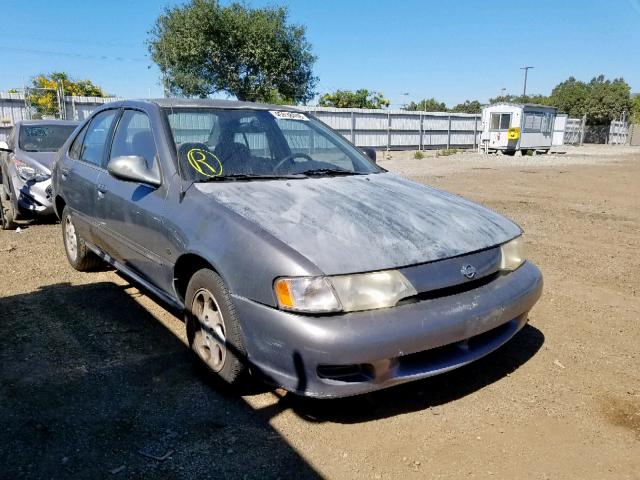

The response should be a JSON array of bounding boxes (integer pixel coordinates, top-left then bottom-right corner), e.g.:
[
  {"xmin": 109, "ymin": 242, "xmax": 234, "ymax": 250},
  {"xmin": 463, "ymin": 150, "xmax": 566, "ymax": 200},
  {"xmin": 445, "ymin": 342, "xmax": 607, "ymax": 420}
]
[{"xmin": 481, "ymin": 103, "xmax": 557, "ymax": 154}]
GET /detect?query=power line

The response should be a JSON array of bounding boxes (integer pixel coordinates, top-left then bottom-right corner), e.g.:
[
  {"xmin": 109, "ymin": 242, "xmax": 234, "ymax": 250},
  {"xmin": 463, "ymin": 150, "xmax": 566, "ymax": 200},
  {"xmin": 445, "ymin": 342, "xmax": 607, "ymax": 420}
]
[{"xmin": 1, "ymin": 46, "xmax": 148, "ymax": 63}]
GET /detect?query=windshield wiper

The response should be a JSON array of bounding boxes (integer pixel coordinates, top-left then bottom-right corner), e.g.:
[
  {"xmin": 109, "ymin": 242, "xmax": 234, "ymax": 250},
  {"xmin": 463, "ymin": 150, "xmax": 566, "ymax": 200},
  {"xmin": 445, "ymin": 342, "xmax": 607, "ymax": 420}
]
[
  {"xmin": 299, "ymin": 168, "xmax": 364, "ymax": 177},
  {"xmin": 198, "ymin": 173, "xmax": 305, "ymax": 182}
]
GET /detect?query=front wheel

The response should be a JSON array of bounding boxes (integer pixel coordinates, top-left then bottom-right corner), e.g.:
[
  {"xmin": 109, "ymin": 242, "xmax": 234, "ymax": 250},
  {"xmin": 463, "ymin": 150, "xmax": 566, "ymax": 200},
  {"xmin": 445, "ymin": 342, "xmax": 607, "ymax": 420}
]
[
  {"xmin": 1, "ymin": 193, "xmax": 17, "ymax": 230},
  {"xmin": 185, "ymin": 269, "xmax": 248, "ymax": 385},
  {"xmin": 61, "ymin": 206, "xmax": 101, "ymax": 271}
]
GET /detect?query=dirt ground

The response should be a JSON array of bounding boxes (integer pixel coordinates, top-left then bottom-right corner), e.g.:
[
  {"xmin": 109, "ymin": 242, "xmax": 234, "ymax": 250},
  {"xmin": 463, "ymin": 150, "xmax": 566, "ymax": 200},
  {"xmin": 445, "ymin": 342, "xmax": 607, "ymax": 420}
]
[{"xmin": 1, "ymin": 144, "xmax": 638, "ymax": 479}]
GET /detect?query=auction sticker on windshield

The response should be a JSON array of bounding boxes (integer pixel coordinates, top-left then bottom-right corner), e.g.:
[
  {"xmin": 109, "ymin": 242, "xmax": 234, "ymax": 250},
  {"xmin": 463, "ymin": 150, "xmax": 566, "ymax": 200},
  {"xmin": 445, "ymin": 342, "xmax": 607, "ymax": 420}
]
[{"xmin": 270, "ymin": 111, "xmax": 308, "ymax": 121}]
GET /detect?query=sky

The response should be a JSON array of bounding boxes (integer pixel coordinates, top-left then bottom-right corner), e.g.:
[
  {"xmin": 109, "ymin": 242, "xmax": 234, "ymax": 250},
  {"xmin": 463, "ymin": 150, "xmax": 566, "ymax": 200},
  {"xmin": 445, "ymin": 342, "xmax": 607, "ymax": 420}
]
[{"xmin": 1, "ymin": 0, "xmax": 639, "ymax": 107}]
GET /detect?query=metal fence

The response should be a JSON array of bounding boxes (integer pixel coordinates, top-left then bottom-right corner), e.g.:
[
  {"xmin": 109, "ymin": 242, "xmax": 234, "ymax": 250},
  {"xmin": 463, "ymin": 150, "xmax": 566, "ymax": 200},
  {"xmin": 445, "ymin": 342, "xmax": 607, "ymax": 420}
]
[
  {"xmin": 0, "ymin": 91, "xmax": 629, "ymax": 148},
  {"xmin": 608, "ymin": 120, "xmax": 629, "ymax": 145},
  {"xmin": 0, "ymin": 92, "xmax": 120, "ymax": 142},
  {"xmin": 1, "ymin": 92, "xmax": 481, "ymax": 149},
  {"xmin": 297, "ymin": 106, "xmax": 481, "ymax": 150},
  {"xmin": 564, "ymin": 117, "xmax": 585, "ymax": 145}
]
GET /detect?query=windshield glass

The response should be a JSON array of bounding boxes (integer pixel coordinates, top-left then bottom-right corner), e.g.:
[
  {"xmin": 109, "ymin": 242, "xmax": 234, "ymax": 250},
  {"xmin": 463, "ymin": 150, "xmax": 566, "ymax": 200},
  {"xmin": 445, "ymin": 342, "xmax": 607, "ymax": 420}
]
[
  {"xmin": 164, "ymin": 108, "xmax": 380, "ymax": 180},
  {"xmin": 19, "ymin": 124, "xmax": 77, "ymax": 152}
]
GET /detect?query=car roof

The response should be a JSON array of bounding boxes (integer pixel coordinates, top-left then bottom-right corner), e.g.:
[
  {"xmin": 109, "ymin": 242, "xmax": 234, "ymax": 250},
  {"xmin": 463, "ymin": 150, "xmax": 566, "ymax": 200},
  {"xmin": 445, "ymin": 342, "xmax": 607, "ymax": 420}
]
[{"xmin": 99, "ymin": 98, "xmax": 301, "ymax": 112}]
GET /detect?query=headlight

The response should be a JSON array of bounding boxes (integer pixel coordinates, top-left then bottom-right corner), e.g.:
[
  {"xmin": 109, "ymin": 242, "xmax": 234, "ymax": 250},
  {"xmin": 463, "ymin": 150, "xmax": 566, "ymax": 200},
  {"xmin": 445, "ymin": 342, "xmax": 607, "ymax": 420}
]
[
  {"xmin": 15, "ymin": 159, "xmax": 50, "ymax": 182},
  {"xmin": 274, "ymin": 277, "xmax": 341, "ymax": 313},
  {"xmin": 500, "ymin": 236, "xmax": 525, "ymax": 271},
  {"xmin": 274, "ymin": 270, "xmax": 417, "ymax": 313}
]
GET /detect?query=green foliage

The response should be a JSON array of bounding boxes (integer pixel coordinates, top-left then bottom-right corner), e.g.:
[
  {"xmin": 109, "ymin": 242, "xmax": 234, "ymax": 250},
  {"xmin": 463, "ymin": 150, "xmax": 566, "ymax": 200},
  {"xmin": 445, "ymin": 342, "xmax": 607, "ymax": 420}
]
[
  {"xmin": 28, "ymin": 72, "xmax": 105, "ymax": 118},
  {"xmin": 413, "ymin": 150, "xmax": 424, "ymax": 159},
  {"xmin": 549, "ymin": 75, "xmax": 632, "ymax": 124},
  {"xmin": 488, "ymin": 94, "xmax": 550, "ymax": 105},
  {"xmin": 405, "ymin": 98, "xmax": 448, "ymax": 112},
  {"xmin": 548, "ymin": 77, "xmax": 589, "ymax": 118},
  {"xmin": 318, "ymin": 89, "xmax": 390, "ymax": 109},
  {"xmin": 262, "ymin": 89, "xmax": 296, "ymax": 106},
  {"xmin": 631, "ymin": 94, "xmax": 640, "ymax": 124},
  {"xmin": 148, "ymin": 0, "xmax": 317, "ymax": 103},
  {"xmin": 450, "ymin": 100, "xmax": 482, "ymax": 114},
  {"xmin": 581, "ymin": 75, "xmax": 631, "ymax": 124},
  {"xmin": 437, "ymin": 148, "xmax": 459, "ymax": 157}
]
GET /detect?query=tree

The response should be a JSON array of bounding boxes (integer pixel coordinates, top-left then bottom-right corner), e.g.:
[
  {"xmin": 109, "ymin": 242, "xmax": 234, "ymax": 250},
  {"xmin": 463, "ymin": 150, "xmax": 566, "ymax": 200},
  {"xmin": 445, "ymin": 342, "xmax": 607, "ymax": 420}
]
[
  {"xmin": 28, "ymin": 72, "xmax": 105, "ymax": 118},
  {"xmin": 488, "ymin": 94, "xmax": 550, "ymax": 105},
  {"xmin": 318, "ymin": 89, "xmax": 390, "ymax": 109},
  {"xmin": 583, "ymin": 75, "xmax": 631, "ymax": 124},
  {"xmin": 548, "ymin": 77, "xmax": 589, "ymax": 118},
  {"xmin": 450, "ymin": 100, "xmax": 482, "ymax": 114},
  {"xmin": 148, "ymin": 0, "xmax": 317, "ymax": 103},
  {"xmin": 404, "ymin": 98, "xmax": 447, "ymax": 112},
  {"xmin": 549, "ymin": 75, "xmax": 631, "ymax": 124},
  {"xmin": 631, "ymin": 94, "xmax": 640, "ymax": 124}
]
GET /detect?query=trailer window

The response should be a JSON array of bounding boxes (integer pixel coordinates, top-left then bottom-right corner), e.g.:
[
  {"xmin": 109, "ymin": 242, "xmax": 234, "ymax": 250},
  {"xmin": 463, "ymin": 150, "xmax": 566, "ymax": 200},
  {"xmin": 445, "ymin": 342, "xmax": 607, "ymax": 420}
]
[
  {"xmin": 490, "ymin": 113, "xmax": 511, "ymax": 131},
  {"xmin": 543, "ymin": 113, "xmax": 555, "ymax": 134},
  {"xmin": 524, "ymin": 113, "xmax": 544, "ymax": 132}
]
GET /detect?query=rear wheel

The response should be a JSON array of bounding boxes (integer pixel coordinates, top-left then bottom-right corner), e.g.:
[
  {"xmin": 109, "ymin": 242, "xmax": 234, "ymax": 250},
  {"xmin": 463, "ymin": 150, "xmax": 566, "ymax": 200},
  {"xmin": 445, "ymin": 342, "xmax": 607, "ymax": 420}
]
[
  {"xmin": 185, "ymin": 269, "xmax": 247, "ymax": 385},
  {"xmin": 61, "ymin": 206, "xmax": 101, "ymax": 271}
]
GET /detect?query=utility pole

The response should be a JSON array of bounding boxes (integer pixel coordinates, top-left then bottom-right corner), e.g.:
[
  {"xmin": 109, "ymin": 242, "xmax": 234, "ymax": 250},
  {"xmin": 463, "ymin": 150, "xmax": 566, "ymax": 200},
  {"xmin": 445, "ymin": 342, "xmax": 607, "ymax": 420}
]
[
  {"xmin": 402, "ymin": 92, "xmax": 410, "ymax": 109},
  {"xmin": 520, "ymin": 66, "xmax": 534, "ymax": 98}
]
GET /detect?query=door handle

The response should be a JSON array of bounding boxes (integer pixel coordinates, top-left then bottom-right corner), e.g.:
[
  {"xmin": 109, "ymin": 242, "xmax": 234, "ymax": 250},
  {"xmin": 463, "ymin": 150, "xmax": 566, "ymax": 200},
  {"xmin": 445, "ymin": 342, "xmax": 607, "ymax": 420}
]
[{"xmin": 97, "ymin": 184, "xmax": 107, "ymax": 198}]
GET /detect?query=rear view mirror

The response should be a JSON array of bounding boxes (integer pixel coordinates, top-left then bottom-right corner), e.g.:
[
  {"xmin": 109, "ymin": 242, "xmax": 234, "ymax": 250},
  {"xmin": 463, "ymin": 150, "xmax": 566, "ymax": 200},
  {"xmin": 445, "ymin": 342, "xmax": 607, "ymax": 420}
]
[
  {"xmin": 108, "ymin": 155, "xmax": 161, "ymax": 187},
  {"xmin": 361, "ymin": 147, "xmax": 376, "ymax": 164},
  {"xmin": 0, "ymin": 141, "xmax": 12, "ymax": 152}
]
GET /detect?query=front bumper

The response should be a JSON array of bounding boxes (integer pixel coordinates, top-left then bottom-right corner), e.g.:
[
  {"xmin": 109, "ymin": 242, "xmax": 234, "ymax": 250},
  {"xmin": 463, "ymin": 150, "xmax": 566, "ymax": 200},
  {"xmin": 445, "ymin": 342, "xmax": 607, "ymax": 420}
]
[
  {"xmin": 6, "ymin": 167, "xmax": 54, "ymax": 216},
  {"xmin": 233, "ymin": 261, "xmax": 543, "ymax": 398}
]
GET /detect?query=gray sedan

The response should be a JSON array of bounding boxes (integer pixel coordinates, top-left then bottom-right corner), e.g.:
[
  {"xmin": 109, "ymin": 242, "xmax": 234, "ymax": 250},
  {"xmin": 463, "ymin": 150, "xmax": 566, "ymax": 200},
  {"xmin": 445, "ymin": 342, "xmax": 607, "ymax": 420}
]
[
  {"xmin": 0, "ymin": 120, "xmax": 79, "ymax": 229},
  {"xmin": 51, "ymin": 99, "xmax": 542, "ymax": 398}
]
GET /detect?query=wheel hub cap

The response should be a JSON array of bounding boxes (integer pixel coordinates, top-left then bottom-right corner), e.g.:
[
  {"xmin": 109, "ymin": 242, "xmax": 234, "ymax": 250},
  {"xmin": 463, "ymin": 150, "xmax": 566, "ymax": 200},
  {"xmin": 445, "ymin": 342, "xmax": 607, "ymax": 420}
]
[{"xmin": 192, "ymin": 289, "xmax": 226, "ymax": 372}]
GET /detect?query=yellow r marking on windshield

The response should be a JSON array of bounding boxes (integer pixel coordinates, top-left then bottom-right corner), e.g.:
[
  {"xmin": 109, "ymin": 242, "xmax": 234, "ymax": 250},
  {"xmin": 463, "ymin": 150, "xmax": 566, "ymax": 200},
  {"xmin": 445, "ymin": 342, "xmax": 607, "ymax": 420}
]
[{"xmin": 187, "ymin": 148, "xmax": 223, "ymax": 177}]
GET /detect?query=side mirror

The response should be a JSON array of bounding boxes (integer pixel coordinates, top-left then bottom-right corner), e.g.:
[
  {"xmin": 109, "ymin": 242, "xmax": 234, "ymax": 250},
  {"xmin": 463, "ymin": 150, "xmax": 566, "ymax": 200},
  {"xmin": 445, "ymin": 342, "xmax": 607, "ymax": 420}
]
[
  {"xmin": 361, "ymin": 147, "xmax": 376, "ymax": 164},
  {"xmin": 108, "ymin": 155, "xmax": 161, "ymax": 187},
  {"xmin": 0, "ymin": 141, "xmax": 12, "ymax": 153}
]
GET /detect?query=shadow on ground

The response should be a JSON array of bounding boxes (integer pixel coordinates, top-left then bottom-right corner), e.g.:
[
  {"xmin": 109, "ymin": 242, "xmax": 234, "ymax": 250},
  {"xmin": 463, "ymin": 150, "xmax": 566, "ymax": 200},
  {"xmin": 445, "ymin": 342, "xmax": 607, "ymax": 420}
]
[
  {"xmin": 0, "ymin": 282, "xmax": 321, "ymax": 479},
  {"xmin": 0, "ymin": 280, "xmax": 544, "ymax": 478},
  {"xmin": 275, "ymin": 323, "xmax": 544, "ymax": 424}
]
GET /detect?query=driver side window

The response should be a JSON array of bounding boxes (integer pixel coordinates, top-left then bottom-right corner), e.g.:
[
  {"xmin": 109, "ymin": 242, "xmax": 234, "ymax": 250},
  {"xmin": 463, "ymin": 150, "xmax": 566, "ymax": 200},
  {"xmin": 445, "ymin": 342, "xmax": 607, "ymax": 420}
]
[
  {"xmin": 109, "ymin": 110, "xmax": 159, "ymax": 175},
  {"xmin": 276, "ymin": 118, "xmax": 355, "ymax": 171}
]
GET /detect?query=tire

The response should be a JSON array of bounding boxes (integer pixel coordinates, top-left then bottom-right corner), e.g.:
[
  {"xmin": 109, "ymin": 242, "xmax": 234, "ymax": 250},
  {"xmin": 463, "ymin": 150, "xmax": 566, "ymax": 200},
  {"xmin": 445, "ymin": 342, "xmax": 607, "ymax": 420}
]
[
  {"xmin": 61, "ymin": 206, "xmax": 101, "ymax": 271},
  {"xmin": 185, "ymin": 268, "xmax": 247, "ymax": 385},
  {"xmin": 1, "ymin": 195, "xmax": 17, "ymax": 230},
  {"xmin": 1, "ymin": 167, "xmax": 10, "ymax": 201}
]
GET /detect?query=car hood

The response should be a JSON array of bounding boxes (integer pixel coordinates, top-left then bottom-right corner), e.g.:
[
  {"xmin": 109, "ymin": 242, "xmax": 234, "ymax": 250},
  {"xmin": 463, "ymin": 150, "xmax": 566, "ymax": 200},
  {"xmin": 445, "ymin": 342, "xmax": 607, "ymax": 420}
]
[
  {"xmin": 195, "ymin": 172, "xmax": 522, "ymax": 275},
  {"xmin": 16, "ymin": 151, "xmax": 57, "ymax": 172}
]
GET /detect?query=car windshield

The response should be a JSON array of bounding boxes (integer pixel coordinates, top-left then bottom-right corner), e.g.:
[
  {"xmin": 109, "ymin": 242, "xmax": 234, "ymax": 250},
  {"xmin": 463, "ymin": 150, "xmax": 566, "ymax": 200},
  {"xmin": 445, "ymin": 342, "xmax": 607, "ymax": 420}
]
[
  {"xmin": 164, "ymin": 107, "xmax": 380, "ymax": 180},
  {"xmin": 18, "ymin": 124, "xmax": 77, "ymax": 152}
]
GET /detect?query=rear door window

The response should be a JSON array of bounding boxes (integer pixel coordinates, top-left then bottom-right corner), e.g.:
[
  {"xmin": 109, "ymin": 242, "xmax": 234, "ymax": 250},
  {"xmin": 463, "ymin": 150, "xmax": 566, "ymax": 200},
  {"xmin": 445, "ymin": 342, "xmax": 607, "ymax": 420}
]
[
  {"xmin": 79, "ymin": 110, "xmax": 118, "ymax": 167},
  {"xmin": 69, "ymin": 123, "xmax": 89, "ymax": 160}
]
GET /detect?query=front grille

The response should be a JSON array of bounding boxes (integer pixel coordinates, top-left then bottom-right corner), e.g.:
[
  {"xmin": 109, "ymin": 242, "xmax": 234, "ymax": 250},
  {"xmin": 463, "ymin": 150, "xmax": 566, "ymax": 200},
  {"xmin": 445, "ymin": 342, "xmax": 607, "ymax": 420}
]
[
  {"xmin": 397, "ymin": 271, "xmax": 502, "ymax": 306},
  {"xmin": 394, "ymin": 317, "xmax": 523, "ymax": 378},
  {"xmin": 317, "ymin": 364, "xmax": 374, "ymax": 383},
  {"xmin": 45, "ymin": 185, "xmax": 53, "ymax": 198}
]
